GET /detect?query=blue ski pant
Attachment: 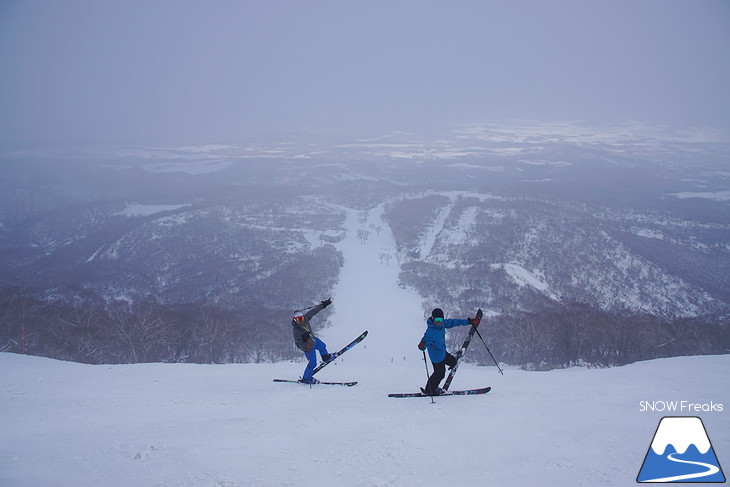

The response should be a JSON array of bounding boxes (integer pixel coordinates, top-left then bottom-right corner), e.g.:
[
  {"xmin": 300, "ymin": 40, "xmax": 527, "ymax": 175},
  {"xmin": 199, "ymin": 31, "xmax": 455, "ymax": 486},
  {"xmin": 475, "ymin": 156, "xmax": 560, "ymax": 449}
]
[{"xmin": 302, "ymin": 337, "xmax": 330, "ymax": 381}]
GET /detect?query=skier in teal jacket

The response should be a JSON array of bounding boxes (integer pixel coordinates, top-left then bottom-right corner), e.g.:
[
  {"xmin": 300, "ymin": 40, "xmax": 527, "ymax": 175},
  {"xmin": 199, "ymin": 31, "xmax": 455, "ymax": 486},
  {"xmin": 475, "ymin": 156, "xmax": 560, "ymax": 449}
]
[{"xmin": 418, "ymin": 308, "xmax": 482, "ymax": 395}]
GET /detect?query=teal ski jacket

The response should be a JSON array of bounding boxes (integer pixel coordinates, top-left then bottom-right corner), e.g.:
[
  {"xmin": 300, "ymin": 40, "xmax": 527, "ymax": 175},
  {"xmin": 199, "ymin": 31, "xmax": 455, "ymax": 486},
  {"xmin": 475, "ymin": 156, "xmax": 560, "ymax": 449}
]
[{"xmin": 421, "ymin": 317, "xmax": 470, "ymax": 363}]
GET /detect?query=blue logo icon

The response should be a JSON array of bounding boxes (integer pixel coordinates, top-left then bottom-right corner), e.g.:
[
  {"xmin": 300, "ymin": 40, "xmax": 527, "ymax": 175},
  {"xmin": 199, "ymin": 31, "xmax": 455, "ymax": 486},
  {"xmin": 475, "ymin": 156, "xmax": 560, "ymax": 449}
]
[{"xmin": 637, "ymin": 416, "xmax": 725, "ymax": 483}]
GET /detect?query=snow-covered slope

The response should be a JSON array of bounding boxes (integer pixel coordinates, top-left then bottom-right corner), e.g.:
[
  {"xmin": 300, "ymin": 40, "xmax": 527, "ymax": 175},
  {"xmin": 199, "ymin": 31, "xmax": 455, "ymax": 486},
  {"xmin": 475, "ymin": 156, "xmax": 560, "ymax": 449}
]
[
  {"xmin": 322, "ymin": 203, "xmax": 426, "ymax": 366},
  {"xmin": 2, "ymin": 352, "xmax": 728, "ymax": 487}
]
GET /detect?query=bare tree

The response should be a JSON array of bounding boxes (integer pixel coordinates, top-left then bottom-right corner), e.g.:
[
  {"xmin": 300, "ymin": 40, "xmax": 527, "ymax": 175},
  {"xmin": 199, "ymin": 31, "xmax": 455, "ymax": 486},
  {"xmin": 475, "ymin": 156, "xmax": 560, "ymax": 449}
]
[
  {"xmin": 192, "ymin": 308, "xmax": 236, "ymax": 363},
  {"xmin": 55, "ymin": 306, "xmax": 105, "ymax": 363},
  {"xmin": 357, "ymin": 229, "xmax": 370, "ymax": 244},
  {"xmin": 109, "ymin": 301, "xmax": 178, "ymax": 363}
]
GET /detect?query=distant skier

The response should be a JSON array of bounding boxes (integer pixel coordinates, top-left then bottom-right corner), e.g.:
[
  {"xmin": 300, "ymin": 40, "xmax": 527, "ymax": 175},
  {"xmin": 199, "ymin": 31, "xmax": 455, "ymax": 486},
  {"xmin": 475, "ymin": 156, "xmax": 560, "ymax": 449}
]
[
  {"xmin": 418, "ymin": 307, "xmax": 482, "ymax": 395},
  {"xmin": 292, "ymin": 298, "xmax": 333, "ymax": 384}
]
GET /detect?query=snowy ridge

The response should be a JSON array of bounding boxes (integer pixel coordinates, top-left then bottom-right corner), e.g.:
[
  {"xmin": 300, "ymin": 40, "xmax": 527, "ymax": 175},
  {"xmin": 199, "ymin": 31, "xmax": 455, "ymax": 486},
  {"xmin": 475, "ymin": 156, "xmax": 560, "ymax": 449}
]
[
  {"xmin": 670, "ymin": 190, "xmax": 730, "ymax": 202},
  {"xmin": 114, "ymin": 203, "xmax": 191, "ymax": 217},
  {"xmin": 388, "ymin": 189, "xmax": 725, "ymax": 319}
]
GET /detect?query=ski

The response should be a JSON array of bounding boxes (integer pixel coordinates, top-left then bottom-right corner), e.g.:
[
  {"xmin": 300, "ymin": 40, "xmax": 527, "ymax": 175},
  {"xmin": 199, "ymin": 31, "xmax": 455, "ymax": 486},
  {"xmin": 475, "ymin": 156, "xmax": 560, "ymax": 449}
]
[
  {"xmin": 273, "ymin": 379, "xmax": 358, "ymax": 387},
  {"xmin": 442, "ymin": 309, "xmax": 482, "ymax": 391},
  {"xmin": 274, "ymin": 331, "xmax": 367, "ymax": 387},
  {"xmin": 388, "ymin": 386, "xmax": 491, "ymax": 398},
  {"xmin": 311, "ymin": 330, "xmax": 368, "ymax": 376}
]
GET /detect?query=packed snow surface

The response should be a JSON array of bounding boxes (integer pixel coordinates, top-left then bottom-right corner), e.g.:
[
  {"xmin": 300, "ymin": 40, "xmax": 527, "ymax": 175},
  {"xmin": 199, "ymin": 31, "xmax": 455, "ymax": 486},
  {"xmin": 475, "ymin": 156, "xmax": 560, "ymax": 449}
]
[{"xmin": 2, "ymin": 353, "xmax": 728, "ymax": 486}]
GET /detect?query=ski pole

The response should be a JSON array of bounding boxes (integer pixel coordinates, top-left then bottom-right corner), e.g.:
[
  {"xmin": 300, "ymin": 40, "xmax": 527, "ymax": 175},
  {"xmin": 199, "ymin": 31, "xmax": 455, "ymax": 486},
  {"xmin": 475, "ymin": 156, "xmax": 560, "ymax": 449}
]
[
  {"xmin": 294, "ymin": 303, "xmax": 318, "ymax": 313},
  {"xmin": 422, "ymin": 350, "xmax": 434, "ymax": 403},
  {"xmin": 422, "ymin": 350, "xmax": 430, "ymax": 379},
  {"xmin": 294, "ymin": 298, "xmax": 330, "ymax": 314},
  {"xmin": 474, "ymin": 327, "xmax": 504, "ymax": 375}
]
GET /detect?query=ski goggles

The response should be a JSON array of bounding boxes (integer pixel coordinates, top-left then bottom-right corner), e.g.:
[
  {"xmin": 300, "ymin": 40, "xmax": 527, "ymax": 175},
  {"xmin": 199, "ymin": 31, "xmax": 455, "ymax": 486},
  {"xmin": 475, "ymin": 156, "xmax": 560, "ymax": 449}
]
[{"xmin": 433, "ymin": 317, "xmax": 443, "ymax": 324}]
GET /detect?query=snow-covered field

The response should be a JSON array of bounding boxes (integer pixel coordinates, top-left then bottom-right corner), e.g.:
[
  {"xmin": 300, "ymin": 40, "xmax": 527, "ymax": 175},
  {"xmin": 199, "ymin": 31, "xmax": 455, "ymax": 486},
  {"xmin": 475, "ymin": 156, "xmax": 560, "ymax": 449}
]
[
  {"xmin": 2, "ymin": 353, "xmax": 728, "ymax": 486},
  {"xmin": 2, "ymin": 200, "xmax": 728, "ymax": 486}
]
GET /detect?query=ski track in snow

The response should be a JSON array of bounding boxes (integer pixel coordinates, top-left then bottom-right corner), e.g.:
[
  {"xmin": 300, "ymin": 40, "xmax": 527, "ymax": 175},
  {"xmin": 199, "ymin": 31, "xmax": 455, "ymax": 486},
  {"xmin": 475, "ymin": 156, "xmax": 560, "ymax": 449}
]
[{"xmin": 419, "ymin": 201, "xmax": 453, "ymax": 259}]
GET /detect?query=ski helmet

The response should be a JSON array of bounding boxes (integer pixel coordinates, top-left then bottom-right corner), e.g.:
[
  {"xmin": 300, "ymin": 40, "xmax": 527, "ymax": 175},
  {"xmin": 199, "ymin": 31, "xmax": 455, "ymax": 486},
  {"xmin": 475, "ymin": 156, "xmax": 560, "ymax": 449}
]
[
  {"xmin": 431, "ymin": 308, "xmax": 444, "ymax": 319},
  {"xmin": 293, "ymin": 311, "xmax": 305, "ymax": 323}
]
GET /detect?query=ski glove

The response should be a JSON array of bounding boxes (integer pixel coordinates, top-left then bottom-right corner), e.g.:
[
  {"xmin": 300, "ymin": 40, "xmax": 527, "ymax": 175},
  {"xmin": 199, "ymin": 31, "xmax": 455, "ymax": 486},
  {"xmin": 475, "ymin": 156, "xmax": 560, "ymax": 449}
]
[
  {"xmin": 418, "ymin": 341, "xmax": 426, "ymax": 351},
  {"xmin": 469, "ymin": 308, "xmax": 484, "ymax": 326},
  {"xmin": 321, "ymin": 298, "xmax": 332, "ymax": 308}
]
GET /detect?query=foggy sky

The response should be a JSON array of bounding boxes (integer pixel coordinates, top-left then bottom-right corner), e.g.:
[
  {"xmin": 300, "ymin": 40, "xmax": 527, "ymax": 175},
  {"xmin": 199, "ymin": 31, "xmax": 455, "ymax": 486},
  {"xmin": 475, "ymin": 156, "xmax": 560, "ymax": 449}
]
[{"xmin": 1, "ymin": 0, "xmax": 729, "ymax": 144}]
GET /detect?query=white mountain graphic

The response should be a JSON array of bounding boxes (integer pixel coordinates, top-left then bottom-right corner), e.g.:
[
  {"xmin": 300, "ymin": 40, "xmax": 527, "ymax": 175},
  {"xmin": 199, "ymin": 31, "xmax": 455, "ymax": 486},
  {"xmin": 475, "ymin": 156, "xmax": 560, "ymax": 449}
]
[{"xmin": 650, "ymin": 417, "xmax": 711, "ymax": 455}]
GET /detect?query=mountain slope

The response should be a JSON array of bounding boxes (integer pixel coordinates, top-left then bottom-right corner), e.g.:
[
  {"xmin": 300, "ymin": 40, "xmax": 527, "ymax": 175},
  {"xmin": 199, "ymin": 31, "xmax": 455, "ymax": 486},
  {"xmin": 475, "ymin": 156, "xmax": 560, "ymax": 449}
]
[{"xmin": 387, "ymin": 192, "xmax": 727, "ymax": 319}]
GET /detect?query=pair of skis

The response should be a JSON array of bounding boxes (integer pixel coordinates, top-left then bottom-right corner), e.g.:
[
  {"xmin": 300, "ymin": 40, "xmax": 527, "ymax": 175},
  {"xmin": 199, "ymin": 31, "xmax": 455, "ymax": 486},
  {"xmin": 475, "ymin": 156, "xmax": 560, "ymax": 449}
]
[
  {"xmin": 273, "ymin": 330, "xmax": 368, "ymax": 387},
  {"xmin": 273, "ymin": 379, "xmax": 358, "ymax": 387},
  {"xmin": 388, "ymin": 386, "xmax": 491, "ymax": 398},
  {"xmin": 389, "ymin": 309, "xmax": 491, "ymax": 398}
]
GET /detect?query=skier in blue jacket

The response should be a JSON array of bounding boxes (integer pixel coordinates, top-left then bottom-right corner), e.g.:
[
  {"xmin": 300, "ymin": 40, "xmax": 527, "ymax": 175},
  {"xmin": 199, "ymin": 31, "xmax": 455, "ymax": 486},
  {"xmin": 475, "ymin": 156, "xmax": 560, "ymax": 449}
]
[{"xmin": 418, "ymin": 307, "xmax": 482, "ymax": 395}]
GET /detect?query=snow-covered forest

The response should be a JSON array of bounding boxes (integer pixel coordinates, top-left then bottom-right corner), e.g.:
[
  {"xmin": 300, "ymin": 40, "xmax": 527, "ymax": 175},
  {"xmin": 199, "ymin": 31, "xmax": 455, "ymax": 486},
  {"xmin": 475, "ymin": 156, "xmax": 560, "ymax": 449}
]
[{"xmin": 2, "ymin": 123, "xmax": 729, "ymax": 369}]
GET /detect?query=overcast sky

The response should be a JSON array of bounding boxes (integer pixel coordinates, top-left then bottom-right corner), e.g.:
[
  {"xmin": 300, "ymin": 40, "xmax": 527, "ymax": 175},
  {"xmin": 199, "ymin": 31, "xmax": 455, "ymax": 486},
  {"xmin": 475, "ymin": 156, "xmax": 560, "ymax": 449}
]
[{"xmin": 1, "ymin": 0, "xmax": 729, "ymax": 144}]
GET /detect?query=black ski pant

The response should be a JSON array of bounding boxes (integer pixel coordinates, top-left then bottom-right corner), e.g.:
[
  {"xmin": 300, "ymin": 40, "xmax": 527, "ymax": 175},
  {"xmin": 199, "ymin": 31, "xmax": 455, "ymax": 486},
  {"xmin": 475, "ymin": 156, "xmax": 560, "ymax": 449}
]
[{"xmin": 425, "ymin": 352, "xmax": 457, "ymax": 394}]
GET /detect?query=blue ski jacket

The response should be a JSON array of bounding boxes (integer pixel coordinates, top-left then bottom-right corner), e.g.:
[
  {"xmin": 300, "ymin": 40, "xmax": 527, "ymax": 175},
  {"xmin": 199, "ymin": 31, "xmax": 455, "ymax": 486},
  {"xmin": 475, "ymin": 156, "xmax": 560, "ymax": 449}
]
[{"xmin": 421, "ymin": 317, "xmax": 471, "ymax": 363}]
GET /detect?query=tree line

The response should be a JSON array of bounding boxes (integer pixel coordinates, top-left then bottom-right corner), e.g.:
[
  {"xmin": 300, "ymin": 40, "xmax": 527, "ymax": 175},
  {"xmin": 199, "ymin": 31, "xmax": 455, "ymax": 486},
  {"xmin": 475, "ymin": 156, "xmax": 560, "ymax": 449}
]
[
  {"xmin": 3, "ymin": 287, "xmax": 728, "ymax": 368},
  {"xmin": 451, "ymin": 302, "xmax": 730, "ymax": 370},
  {"xmin": 0, "ymin": 287, "xmax": 303, "ymax": 365}
]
